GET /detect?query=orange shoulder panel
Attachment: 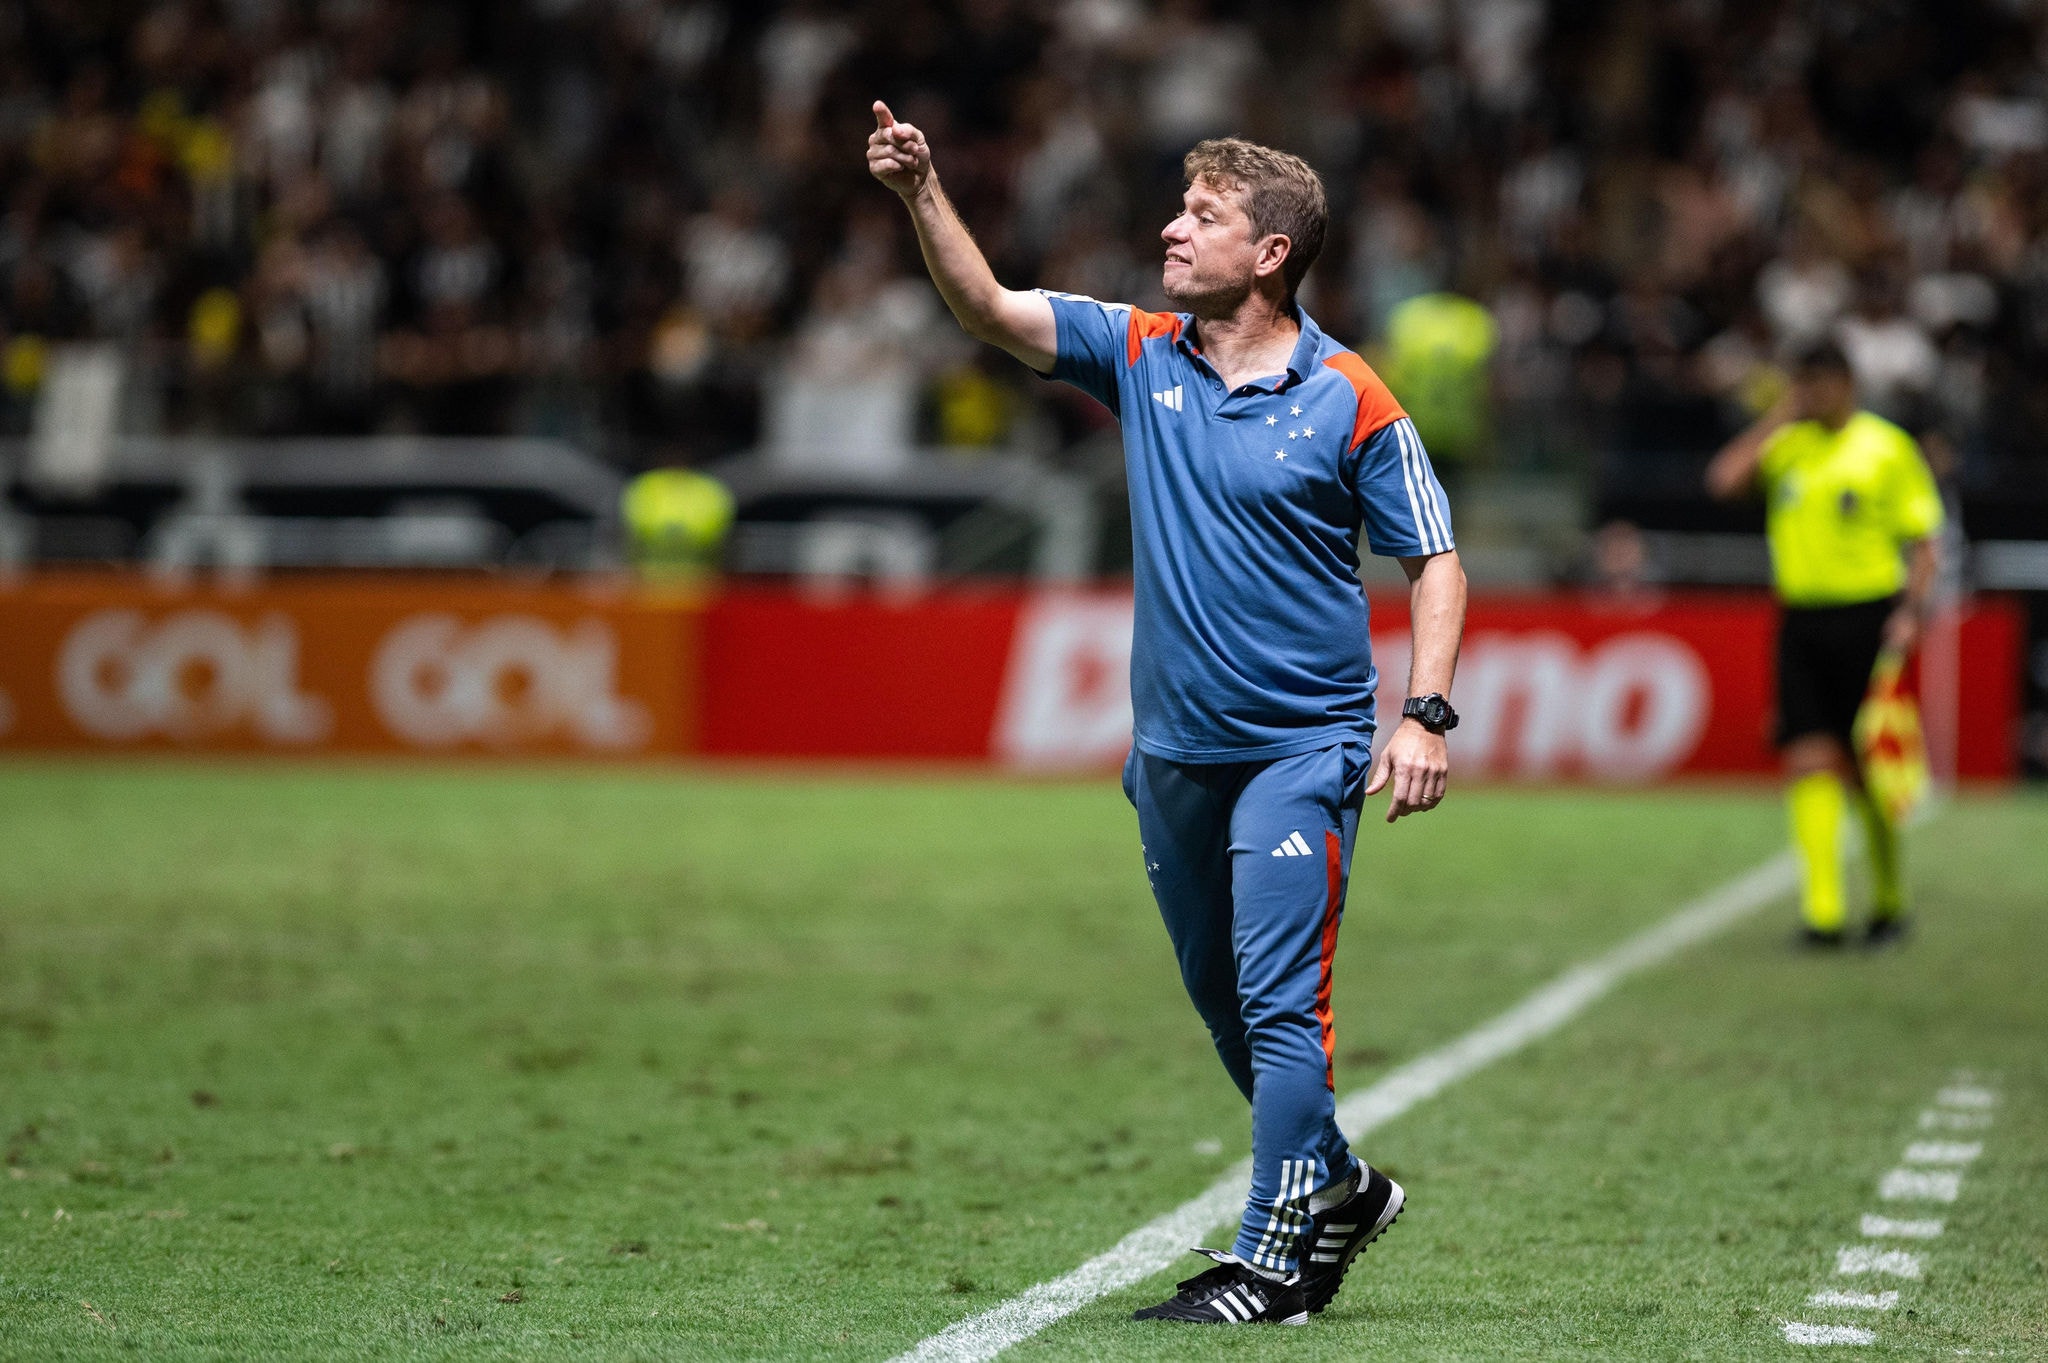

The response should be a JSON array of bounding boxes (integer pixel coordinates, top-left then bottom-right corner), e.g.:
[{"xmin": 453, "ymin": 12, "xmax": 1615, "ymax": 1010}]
[
  {"xmin": 1321, "ymin": 352, "xmax": 1407, "ymax": 449},
  {"xmin": 1125, "ymin": 307, "xmax": 1184, "ymax": 367}
]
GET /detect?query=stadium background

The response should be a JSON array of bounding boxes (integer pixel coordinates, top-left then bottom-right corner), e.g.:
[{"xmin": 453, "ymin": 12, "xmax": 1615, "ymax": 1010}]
[{"xmin": 1, "ymin": 0, "xmax": 2045, "ymax": 776}]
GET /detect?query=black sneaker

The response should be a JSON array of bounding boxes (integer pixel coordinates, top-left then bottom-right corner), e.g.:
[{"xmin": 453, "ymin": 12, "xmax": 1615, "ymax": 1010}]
[
  {"xmin": 1864, "ymin": 916, "xmax": 1910, "ymax": 949},
  {"xmin": 1131, "ymin": 1250, "xmax": 1308, "ymax": 1325},
  {"xmin": 1301, "ymin": 1165, "xmax": 1405, "ymax": 1314}
]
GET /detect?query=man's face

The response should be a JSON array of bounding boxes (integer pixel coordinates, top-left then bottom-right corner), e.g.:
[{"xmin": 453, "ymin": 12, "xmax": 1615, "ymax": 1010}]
[
  {"xmin": 1161, "ymin": 178, "xmax": 1270, "ymax": 311},
  {"xmin": 1795, "ymin": 367, "xmax": 1856, "ymax": 424}
]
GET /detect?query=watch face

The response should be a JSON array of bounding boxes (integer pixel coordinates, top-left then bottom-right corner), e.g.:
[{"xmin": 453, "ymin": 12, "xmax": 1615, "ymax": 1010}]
[{"xmin": 1423, "ymin": 697, "xmax": 1446, "ymax": 726}]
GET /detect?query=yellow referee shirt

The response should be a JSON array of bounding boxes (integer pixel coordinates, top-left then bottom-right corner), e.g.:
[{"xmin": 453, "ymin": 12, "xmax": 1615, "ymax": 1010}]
[{"xmin": 1757, "ymin": 411, "xmax": 1944, "ymax": 606}]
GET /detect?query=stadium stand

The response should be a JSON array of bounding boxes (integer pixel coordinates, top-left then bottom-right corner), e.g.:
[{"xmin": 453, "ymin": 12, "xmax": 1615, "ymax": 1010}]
[{"xmin": 2, "ymin": 0, "xmax": 2047, "ymax": 578}]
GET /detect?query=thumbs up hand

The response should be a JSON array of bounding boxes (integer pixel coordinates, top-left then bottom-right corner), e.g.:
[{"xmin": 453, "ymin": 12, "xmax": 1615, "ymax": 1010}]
[{"xmin": 867, "ymin": 100, "xmax": 932, "ymax": 197}]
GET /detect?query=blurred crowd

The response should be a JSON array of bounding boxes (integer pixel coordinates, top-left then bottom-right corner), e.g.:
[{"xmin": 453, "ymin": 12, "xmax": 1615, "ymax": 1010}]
[{"xmin": 4, "ymin": 0, "xmax": 2048, "ymax": 485}]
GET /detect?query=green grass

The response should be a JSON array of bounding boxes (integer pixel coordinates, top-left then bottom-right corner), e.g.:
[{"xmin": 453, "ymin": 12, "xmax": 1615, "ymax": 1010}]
[{"xmin": 0, "ymin": 762, "xmax": 2042, "ymax": 1361}]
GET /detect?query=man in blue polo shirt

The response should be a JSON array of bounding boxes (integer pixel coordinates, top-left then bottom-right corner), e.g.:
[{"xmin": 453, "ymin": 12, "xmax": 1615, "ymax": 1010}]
[{"xmin": 869, "ymin": 103, "xmax": 1468, "ymax": 1326}]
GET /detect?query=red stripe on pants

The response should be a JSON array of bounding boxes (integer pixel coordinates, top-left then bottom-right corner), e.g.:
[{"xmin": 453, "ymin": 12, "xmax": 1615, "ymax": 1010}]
[{"xmin": 1316, "ymin": 829, "xmax": 1343, "ymax": 1091}]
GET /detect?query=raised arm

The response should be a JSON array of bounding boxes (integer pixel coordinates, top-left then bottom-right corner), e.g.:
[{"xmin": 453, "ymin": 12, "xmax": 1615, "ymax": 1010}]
[
  {"xmin": 1705, "ymin": 393, "xmax": 1796, "ymax": 501},
  {"xmin": 868, "ymin": 101, "xmax": 1057, "ymax": 373}
]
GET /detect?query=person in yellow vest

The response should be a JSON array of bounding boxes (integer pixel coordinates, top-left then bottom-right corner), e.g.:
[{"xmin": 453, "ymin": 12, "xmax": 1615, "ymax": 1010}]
[
  {"xmin": 1377, "ymin": 292, "xmax": 1496, "ymax": 476},
  {"xmin": 622, "ymin": 467, "xmax": 734, "ymax": 583},
  {"xmin": 1706, "ymin": 341, "xmax": 1943, "ymax": 947}
]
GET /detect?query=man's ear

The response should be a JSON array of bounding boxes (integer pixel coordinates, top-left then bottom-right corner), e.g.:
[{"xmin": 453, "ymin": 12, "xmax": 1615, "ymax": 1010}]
[{"xmin": 1254, "ymin": 233, "xmax": 1293, "ymax": 283}]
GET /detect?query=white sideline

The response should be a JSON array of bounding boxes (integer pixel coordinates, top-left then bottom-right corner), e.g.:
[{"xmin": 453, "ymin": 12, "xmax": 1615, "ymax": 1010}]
[{"xmin": 887, "ymin": 848, "xmax": 1799, "ymax": 1363}]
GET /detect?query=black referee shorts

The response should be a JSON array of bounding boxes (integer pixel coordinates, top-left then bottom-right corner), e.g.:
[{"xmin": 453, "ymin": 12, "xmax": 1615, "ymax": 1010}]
[{"xmin": 1774, "ymin": 596, "xmax": 1897, "ymax": 749}]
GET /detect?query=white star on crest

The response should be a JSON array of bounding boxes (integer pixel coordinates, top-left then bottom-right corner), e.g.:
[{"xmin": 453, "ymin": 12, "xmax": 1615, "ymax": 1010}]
[
  {"xmin": 1288, "ymin": 430, "xmax": 1299, "ymax": 439},
  {"xmin": 1274, "ymin": 450, "xmax": 1287, "ymax": 460},
  {"xmin": 1265, "ymin": 415, "xmax": 1278, "ymax": 426},
  {"xmin": 1302, "ymin": 425, "xmax": 1315, "ymax": 438},
  {"xmin": 1290, "ymin": 404, "xmax": 1303, "ymax": 416}
]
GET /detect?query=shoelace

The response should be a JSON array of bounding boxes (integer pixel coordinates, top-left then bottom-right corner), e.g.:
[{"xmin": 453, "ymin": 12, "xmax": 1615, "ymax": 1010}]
[{"xmin": 1174, "ymin": 1264, "xmax": 1265, "ymax": 1307}]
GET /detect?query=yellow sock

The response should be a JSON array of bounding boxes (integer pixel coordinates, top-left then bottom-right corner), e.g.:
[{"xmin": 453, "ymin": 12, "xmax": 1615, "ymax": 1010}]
[
  {"xmin": 1788, "ymin": 772, "xmax": 1846, "ymax": 932},
  {"xmin": 1855, "ymin": 791, "xmax": 1904, "ymax": 920}
]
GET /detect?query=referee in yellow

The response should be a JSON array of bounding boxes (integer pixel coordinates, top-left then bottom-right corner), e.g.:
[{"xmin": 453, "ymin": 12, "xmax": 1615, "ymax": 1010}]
[{"xmin": 1707, "ymin": 341, "xmax": 1943, "ymax": 947}]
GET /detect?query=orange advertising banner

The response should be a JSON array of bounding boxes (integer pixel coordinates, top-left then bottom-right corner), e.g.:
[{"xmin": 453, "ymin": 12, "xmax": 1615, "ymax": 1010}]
[{"xmin": 0, "ymin": 574, "xmax": 697, "ymax": 757}]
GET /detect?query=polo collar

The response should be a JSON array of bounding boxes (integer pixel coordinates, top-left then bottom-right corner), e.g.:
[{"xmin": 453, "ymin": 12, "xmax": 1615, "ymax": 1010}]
[
  {"xmin": 1177, "ymin": 306, "xmax": 1324, "ymax": 393},
  {"xmin": 1282, "ymin": 308, "xmax": 1325, "ymax": 388}
]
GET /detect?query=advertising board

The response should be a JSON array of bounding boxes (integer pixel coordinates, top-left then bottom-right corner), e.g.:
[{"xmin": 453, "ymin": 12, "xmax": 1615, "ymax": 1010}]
[
  {"xmin": 1, "ymin": 576, "xmax": 2021, "ymax": 779},
  {"xmin": 0, "ymin": 576, "xmax": 691, "ymax": 757}
]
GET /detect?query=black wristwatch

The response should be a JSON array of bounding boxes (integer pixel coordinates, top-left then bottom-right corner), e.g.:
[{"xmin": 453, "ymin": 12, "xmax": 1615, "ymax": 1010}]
[{"xmin": 1401, "ymin": 693, "xmax": 1459, "ymax": 734}]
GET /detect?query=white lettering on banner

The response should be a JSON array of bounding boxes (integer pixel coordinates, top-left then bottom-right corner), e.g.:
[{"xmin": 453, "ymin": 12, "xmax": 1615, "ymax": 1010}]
[
  {"xmin": 1374, "ymin": 629, "xmax": 1710, "ymax": 780},
  {"xmin": 993, "ymin": 598, "xmax": 1135, "ymax": 770},
  {"xmin": 369, "ymin": 614, "xmax": 651, "ymax": 751},
  {"xmin": 987, "ymin": 601, "xmax": 1712, "ymax": 779},
  {"xmin": 1575, "ymin": 635, "xmax": 1714, "ymax": 779},
  {"xmin": 55, "ymin": 609, "xmax": 332, "ymax": 743}
]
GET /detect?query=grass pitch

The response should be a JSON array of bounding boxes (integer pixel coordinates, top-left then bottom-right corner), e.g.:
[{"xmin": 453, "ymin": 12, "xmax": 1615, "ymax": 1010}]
[{"xmin": 0, "ymin": 762, "xmax": 2042, "ymax": 1360}]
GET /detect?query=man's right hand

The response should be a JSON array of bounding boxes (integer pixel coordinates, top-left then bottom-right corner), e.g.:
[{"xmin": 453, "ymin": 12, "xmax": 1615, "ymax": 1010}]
[
  {"xmin": 865, "ymin": 97, "xmax": 1056, "ymax": 372},
  {"xmin": 868, "ymin": 101, "xmax": 932, "ymax": 198}
]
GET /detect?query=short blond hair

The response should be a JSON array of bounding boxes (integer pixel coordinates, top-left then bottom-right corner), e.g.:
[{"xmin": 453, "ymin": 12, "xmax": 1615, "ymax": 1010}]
[{"xmin": 1182, "ymin": 138, "xmax": 1328, "ymax": 300}]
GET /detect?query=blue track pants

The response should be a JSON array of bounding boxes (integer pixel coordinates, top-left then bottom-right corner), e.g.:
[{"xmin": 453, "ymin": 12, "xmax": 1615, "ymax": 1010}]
[{"xmin": 1124, "ymin": 740, "xmax": 1369, "ymax": 1278}]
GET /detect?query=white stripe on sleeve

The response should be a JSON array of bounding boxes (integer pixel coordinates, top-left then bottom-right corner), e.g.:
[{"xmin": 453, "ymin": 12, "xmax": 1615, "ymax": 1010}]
[
  {"xmin": 1398, "ymin": 420, "xmax": 1452, "ymax": 553},
  {"xmin": 1392, "ymin": 421, "xmax": 1433, "ymax": 554}
]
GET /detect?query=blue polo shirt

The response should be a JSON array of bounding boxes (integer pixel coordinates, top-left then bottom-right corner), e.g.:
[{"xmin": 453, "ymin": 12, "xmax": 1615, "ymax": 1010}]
[{"xmin": 1042, "ymin": 293, "xmax": 1454, "ymax": 763}]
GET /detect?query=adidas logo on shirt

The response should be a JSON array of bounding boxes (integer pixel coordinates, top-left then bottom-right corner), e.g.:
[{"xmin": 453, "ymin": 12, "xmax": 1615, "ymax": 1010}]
[
  {"xmin": 1271, "ymin": 831, "xmax": 1314, "ymax": 858},
  {"xmin": 1152, "ymin": 384, "xmax": 1183, "ymax": 411}
]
